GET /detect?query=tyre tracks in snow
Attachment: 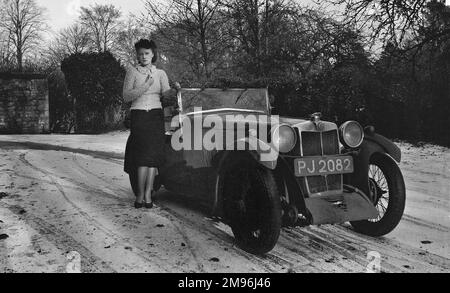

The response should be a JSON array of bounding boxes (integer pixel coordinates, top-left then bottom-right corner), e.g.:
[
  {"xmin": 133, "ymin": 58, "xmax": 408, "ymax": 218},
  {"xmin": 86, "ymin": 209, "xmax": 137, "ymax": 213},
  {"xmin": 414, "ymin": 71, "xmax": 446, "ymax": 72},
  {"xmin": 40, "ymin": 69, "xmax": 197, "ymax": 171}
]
[{"xmin": 1, "ymin": 147, "xmax": 448, "ymax": 272}]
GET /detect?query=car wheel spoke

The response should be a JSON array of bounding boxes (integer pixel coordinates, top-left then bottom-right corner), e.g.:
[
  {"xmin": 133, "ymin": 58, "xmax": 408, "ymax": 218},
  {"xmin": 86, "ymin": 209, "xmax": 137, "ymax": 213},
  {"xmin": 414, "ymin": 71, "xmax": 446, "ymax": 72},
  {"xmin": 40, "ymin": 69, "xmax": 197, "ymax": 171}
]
[{"xmin": 368, "ymin": 163, "xmax": 391, "ymax": 222}]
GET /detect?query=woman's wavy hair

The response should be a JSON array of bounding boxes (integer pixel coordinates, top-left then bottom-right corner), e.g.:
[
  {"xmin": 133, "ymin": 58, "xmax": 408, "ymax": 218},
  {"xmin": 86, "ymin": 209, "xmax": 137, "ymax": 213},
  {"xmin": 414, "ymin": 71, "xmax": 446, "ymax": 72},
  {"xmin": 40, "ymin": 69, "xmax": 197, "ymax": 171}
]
[{"xmin": 134, "ymin": 39, "xmax": 158, "ymax": 63}]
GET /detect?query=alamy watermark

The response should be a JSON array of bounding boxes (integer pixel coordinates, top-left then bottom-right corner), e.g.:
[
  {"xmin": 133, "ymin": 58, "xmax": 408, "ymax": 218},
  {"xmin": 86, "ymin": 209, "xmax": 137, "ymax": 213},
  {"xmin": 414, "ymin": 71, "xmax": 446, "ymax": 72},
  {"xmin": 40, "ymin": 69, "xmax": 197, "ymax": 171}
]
[
  {"xmin": 366, "ymin": 251, "xmax": 382, "ymax": 273},
  {"xmin": 170, "ymin": 107, "xmax": 282, "ymax": 162},
  {"xmin": 66, "ymin": 251, "xmax": 81, "ymax": 273}
]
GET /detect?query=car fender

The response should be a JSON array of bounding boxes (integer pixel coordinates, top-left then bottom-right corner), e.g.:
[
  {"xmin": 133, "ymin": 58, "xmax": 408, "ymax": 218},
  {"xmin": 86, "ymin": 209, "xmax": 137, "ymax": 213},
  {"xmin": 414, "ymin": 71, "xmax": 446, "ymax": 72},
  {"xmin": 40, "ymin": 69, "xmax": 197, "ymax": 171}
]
[
  {"xmin": 273, "ymin": 157, "xmax": 310, "ymax": 218},
  {"xmin": 212, "ymin": 150, "xmax": 253, "ymax": 218},
  {"xmin": 226, "ymin": 137, "xmax": 279, "ymax": 170},
  {"xmin": 345, "ymin": 133, "xmax": 401, "ymax": 196},
  {"xmin": 211, "ymin": 138, "xmax": 279, "ymax": 217},
  {"xmin": 365, "ymin": 133, "xmax": 401, "ymax": 163}
]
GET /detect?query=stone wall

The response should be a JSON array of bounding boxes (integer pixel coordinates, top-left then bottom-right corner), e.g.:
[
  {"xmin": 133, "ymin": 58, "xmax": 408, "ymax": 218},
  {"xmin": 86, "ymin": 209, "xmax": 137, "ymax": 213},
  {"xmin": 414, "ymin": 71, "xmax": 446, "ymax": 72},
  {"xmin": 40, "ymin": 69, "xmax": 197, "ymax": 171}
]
[{"xmin": 0, "ymin": 73, "xmax": 50, "ymax": 134}]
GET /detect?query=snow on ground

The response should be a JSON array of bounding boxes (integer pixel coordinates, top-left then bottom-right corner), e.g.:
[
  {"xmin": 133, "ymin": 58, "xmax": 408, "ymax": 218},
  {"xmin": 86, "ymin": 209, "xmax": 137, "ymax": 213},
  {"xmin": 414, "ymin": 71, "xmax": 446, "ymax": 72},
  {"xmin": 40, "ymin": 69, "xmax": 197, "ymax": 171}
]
[
  {"xmin": 0, "ymin": 131, "xmax": 130, "ymax": 156},
  {"xmin": 0, "ymin": 132, "xmax": 448, "ymax": 272}
]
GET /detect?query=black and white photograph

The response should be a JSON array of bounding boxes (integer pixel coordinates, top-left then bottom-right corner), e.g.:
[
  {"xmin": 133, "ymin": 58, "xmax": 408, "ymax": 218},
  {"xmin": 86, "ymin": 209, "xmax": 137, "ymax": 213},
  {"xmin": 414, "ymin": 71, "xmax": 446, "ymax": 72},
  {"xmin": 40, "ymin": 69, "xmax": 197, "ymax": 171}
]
[{"xmin": 0, "ymin": 0, "xmax": 449, "ymax": 275}]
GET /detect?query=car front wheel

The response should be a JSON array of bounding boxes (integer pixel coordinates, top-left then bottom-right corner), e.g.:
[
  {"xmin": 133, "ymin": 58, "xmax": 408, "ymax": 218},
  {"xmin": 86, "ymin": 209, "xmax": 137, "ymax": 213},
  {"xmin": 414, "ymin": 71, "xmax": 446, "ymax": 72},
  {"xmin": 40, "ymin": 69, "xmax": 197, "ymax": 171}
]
[
  {"xmin": 351, "ymin": 153, "xmax": 406, "ymax": 236},
  {"xmin": 222, "ymin": 153, "xmax": 282, "ymax": 255}
]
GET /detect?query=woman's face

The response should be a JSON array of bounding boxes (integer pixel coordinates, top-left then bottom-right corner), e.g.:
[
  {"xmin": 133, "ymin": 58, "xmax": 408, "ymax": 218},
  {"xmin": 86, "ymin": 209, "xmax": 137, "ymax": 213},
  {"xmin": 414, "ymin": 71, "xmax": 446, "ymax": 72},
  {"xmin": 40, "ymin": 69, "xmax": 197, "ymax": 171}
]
[{"xmin": 137, "ymin": 48, "xmax": 154, "ymax": 66}]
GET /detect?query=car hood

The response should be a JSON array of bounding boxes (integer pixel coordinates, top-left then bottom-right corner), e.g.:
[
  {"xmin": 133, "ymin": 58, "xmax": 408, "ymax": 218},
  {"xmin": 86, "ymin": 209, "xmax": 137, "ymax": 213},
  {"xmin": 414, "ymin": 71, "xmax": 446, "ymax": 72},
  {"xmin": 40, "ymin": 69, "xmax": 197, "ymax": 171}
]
[{"xmin": 183, "ymin": 110, "xmax": 337, "ymax": 132}]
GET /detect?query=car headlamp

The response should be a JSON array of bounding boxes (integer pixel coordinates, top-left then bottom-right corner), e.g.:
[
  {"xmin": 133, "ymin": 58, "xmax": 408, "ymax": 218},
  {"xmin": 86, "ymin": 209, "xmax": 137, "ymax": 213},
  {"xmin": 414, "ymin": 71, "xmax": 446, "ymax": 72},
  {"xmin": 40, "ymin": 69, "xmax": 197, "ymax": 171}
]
[
  {"xmin": 339, "ymin": 121, "xmax": 364, "ymax": 149},
  {"xmin": 272, "ymin": 125, "xmax": 297, "ymax": 153}
]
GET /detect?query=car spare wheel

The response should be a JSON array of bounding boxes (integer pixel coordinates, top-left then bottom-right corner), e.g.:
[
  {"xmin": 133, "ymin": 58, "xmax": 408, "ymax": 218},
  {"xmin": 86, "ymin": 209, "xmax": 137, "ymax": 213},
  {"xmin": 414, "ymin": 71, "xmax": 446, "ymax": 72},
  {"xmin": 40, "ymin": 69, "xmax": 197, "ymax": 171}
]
[
  {"xmin": 350, "ymin": 153, "xmax": 406, "ymax": 237},
  {"xmin": 222, "ymin": 153, "xmax": 282, "ymax": 255}
]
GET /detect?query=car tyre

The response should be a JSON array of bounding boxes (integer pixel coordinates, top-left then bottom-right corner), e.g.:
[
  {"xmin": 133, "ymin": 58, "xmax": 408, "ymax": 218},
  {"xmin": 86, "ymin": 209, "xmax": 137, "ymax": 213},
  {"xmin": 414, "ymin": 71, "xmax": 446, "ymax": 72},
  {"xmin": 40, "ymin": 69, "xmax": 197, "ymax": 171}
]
[
  {"xmin": 350, "ymin": 153, "xmax": 406, "ymax": 237},
  {"xmin": 222, "ymin": 153, "xmax": 282, "ymax": 255}
]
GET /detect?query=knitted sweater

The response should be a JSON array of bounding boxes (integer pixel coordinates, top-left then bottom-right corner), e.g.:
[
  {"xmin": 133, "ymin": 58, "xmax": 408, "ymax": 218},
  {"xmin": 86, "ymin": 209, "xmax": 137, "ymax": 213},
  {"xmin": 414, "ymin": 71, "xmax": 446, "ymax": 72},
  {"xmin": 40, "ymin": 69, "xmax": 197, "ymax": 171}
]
[{"xmin": 123, "ymin": 64, "xmax": 171, "ymax": 111}]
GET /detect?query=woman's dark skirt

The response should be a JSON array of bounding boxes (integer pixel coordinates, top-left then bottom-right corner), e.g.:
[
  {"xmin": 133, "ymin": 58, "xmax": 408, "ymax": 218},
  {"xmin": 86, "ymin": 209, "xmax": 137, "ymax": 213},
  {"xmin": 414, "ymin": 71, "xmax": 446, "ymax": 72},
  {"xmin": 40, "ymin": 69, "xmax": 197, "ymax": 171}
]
[{"xmin": 124, "ymin": 109, "xmax": 165, "ymax": 174}]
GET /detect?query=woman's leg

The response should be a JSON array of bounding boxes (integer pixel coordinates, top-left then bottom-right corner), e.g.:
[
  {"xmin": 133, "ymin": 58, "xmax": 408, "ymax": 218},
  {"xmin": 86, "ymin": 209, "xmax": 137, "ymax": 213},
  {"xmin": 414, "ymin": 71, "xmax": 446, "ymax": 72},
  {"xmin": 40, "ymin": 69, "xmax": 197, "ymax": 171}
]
[
  {"xmin": 137, "ymin": 167, "xmax": 149, "ymax": 203},
  {"xmin": 144, "ymin": 167, "xmax": 158, "ymax": 203}
]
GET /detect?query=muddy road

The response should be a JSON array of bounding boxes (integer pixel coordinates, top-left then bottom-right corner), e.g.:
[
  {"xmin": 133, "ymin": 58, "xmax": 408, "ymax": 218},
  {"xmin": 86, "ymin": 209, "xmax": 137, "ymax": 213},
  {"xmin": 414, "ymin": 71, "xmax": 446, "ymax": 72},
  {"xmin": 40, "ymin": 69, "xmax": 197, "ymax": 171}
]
[{"xmin": 0, "ymin": 141, "xmax": 448, "ymax": 273}]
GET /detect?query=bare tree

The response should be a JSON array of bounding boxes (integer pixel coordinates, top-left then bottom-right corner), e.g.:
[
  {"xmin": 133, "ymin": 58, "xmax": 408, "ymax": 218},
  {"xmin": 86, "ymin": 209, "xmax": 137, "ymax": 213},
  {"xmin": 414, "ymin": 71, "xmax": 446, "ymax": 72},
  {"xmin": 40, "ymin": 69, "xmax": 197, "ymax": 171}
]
[
  {"xmin": 43, "ymin": 42, "xmax": 66, "ymax": 69},
  {"xmin": 0, "ymin": 0, "xmax": 48, "ymax": 71},
  {"xmin": 41, "ymin": 24, "xmax": 90, "ymax": 70},
  {"xmin": 221, "ymin": 0, "xmax": 265, "ymax": 67},
  {"xmin": 219, "ymin": 0, "xmax": 303, "ymax": 76},
  {"xmin": 79, "ymin": 4, "xmax": 122, "ymax": 53},
  {"xmin": 285, "ymin": 6, "xmax": 367, "ymax": 76},
  {"xmin": 321, "ymin": 0, "xmax": 450, "ymax": 51},
  {"xmin": 0, "ymin": 29, "xmax": 14, "ymax": 69},
  {"xmin": 57, "ymin": 23, "xmax": 90, "ymax": 55},
  {"xmin": 143, "ymin": 0, "xmax": 228, "ymax": 80},
  {"xmin": 115, "ymin": 14, "xmax": 152, "ymax": 65}
]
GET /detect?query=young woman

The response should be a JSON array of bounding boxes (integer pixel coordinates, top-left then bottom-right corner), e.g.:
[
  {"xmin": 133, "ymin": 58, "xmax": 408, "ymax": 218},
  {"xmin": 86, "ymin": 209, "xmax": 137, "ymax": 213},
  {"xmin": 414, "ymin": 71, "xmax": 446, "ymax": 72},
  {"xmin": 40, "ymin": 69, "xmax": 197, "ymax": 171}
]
[{"xmin": 123, "ymin": 39, "xmax": 176, "ymax": 209}]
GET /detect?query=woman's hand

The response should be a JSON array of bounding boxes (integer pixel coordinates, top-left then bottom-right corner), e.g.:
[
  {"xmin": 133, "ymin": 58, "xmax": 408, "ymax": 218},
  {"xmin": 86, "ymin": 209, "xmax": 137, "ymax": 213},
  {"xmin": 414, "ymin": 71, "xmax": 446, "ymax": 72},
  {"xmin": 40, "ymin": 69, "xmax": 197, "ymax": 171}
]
[
  {"xmin": 146, "ymin": 74, "xmax": 154, "ymax": 84},
  {"xmin": 145, "ymin": 74, "xmax": 155, "ymax": 88},
  {"xmin": 161, "ymin": 82, "xmax": 181, "ymax": 107}
]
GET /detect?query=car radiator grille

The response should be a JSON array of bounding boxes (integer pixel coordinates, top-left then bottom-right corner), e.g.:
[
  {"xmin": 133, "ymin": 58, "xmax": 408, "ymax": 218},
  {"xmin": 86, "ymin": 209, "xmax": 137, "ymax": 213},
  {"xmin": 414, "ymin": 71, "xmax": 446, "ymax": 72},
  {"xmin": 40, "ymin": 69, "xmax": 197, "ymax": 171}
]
[{"xmin": 300, "ymin": 130, "xmax": 342, "ymax": 194}]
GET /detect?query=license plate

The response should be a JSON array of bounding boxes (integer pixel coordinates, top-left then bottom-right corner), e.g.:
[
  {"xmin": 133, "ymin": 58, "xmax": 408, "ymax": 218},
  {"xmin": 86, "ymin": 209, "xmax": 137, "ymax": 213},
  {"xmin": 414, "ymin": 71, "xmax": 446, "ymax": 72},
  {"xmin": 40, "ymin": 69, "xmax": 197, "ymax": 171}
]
[{"xmin": 294, "ymin": 156, "xmax": 354, "ymax": 177}]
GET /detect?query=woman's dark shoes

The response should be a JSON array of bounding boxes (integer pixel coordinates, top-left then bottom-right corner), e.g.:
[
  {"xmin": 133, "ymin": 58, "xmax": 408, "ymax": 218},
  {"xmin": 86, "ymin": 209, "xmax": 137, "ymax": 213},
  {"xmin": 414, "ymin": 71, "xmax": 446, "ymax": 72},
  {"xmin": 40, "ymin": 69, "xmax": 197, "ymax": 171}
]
[
  {"xmin": 134, "ymin": 201, "xmax": 144, "ymax": 209},
  {"xmin": 144, "ymin": 201, "xmax": 154, "ymax": 209}
]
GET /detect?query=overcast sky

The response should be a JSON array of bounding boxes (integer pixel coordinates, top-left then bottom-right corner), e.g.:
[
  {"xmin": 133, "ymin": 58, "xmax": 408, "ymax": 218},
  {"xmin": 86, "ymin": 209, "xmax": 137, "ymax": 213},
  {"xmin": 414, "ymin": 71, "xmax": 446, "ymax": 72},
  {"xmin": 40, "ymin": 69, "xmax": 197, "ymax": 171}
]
[{"xmin": 37, "ymin": 0, "xmax": 143, "ymax": 37}]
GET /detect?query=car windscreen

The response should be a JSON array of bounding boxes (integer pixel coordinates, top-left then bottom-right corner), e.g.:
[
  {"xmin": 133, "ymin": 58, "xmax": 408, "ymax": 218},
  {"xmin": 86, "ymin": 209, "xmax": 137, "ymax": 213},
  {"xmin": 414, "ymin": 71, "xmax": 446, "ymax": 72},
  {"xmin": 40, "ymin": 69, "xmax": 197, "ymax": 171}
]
[{"xmin": 178, "ymin": 88, "xmax": 269, "ymax": 114}]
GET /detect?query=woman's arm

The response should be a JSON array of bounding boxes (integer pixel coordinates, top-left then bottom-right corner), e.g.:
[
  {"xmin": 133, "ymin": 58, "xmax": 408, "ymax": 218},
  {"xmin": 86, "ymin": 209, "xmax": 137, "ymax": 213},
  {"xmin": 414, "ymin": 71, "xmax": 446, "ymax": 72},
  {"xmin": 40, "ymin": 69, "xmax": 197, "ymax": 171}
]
[{"xmin": 123, "ymin": 67, "xmax": 154, "ymax": 103}]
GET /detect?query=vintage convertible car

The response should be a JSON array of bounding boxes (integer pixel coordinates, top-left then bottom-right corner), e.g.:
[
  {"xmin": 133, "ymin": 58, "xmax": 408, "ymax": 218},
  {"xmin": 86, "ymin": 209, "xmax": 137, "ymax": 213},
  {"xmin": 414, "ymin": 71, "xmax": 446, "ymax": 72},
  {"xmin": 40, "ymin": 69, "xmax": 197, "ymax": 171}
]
[{"xmin": 127, "ymin": 88, "xmax": 406, "ymax": 255}]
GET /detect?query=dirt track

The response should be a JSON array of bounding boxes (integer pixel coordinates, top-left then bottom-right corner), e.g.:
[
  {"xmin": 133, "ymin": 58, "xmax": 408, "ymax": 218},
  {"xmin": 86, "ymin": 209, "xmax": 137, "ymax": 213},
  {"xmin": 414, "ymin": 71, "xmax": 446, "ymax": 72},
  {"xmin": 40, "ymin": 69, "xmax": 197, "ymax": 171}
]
[{"xmin": 0, "ymin": 140, "xmax": 449, "ymax": 273}]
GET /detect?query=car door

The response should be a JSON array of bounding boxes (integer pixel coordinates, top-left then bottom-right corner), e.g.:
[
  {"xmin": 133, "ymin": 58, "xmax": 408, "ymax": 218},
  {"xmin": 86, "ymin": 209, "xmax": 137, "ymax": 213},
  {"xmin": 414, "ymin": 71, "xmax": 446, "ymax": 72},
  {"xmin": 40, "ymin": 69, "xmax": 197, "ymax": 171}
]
[
  {"xmin": 159, "ymin": 106, "xmax": 193, "ymax": 195},
  {"xmin": 160, "ymin": 108, "xmax": 217, "ymax": 207}
]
